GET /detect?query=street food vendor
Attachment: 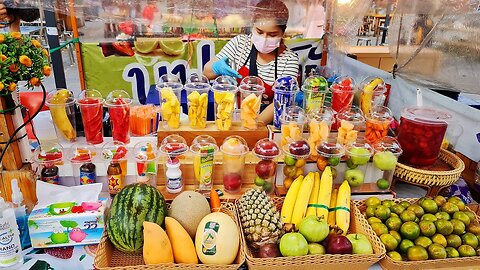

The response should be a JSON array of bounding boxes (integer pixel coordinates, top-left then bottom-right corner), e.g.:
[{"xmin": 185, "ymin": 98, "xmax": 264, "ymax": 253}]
[{"xmin": 203, "ymin": 0, "xmax": 299, "ymax": 125}]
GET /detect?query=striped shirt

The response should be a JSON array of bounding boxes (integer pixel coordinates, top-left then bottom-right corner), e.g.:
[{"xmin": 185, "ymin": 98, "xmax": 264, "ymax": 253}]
[{"xmin": 216, "ymin": 34, "xmax": 299, "ymax": 86}]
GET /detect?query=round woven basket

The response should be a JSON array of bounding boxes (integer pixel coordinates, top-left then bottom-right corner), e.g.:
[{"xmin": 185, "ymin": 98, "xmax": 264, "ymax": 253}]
[{"xmin": 394, "ymin": 149, "xmax": 465, "ymax": 187}]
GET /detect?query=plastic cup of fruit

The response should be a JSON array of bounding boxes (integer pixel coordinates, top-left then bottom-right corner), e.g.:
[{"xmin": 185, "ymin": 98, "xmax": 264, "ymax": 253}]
[
  {"xmin": 282, "ymin": 139, "xmax": 310, "ymax": 186},
  {"xmin": 331, "ymin": 76, "xmax": 355, "ymax": 113},
  {"xmin": 334, "ymin": 106, "xmax": 365, "ymax": 131},
  {"xmin": 159, "ymin": 134, "xmax": 189, "ymax": 193},
  {"xmin": 253, "ymin": 138, "xmax": 281, "ymax": 194},
  {"xmin": 157, "ymin": 75, "xmax": 183, "ymax": 130},
  {"xmin": 345, "ymin": 138, "xmax": 374, "ymax": 188},
  {"xmin": 239, "ymin": 83, "xmax": 265, "ymax": 130},
  {"xmin": 220, "ymin": 135, "xmax": 249, "ymax": 194},
  {"xmin": 105, "ymin": 90, "xmax": 132, "ymax": 144},
  {"xmin": 190, "ymin": 135, "xmax": 219, "ymax": 195},
  {"xmin": 102, "ymin": 141, "xmax": 129, "ymax": 192},
  {"xmin": 365, "ymin": 106, "xmax": 393, "ymax": 144},
  {"xmin": 316, "ymin": 135, "xmax": 345, "ymax": 171},
  {"xmin": 302, "ymin": 75, "xmax": 328, "ymax": 114},
  {"xmin": 33, "ymin": 143, "xmax": 64, "ymax": 184},
  {"xmin": 273, "ymin": 85, "xmax": 297, "ymax": 129},
  {"xmin": 45, "ymin": 89, "xmax": 77, "ymax": 143},
  {"xmin": 185, "ymin": 82, "xmax": 211, "ymax": 129},
  {"xmin": 397, "ymin": 106, "xmax": 451, "ymax": 166},
  {"xmin": 359, "ymin": 77, "xmax": 387, "ymax": 115},
  {"xmin": 69, "ymin": 143, "xmax": 96, "ymax": 185},
  {"xmin": 213, "ymin": 83, "xmax": 237, "ymax": 131},
  {"xmin": 77, "ymin": 90, "xmax": 104, "ymax": 144},
  {"xmin": 134, "ymin": 141, "xmax": 159, "ymax": 186},
  {"xmin": 280, "ymin": 106, "xmax": 307, "ymax": 146},
  {"xmin": 307, "ymin": 106, "xmax": 335, "ymax": 150},
  {"xmin": 372, "ymin": 136, "xmax": 403, "ymax": 191}
]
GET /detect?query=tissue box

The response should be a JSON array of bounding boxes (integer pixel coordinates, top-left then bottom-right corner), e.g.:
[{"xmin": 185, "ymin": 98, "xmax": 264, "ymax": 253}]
[{"xmin": 28, "ymin": 198, "xmax": 107, "ymax": 248}]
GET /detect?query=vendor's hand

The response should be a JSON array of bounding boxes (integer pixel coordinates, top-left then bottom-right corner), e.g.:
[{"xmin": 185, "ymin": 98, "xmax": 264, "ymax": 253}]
[{"xmin": 211, "ymin": 57, "xmax": 241, "ymax": 78}]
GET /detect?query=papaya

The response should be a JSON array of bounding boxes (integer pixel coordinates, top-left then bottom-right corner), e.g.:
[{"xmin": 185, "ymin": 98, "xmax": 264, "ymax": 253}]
[
  {"xmin": 143, "ymin": 221, "xmax": 174, "ymax": 264},
  {"xmin": 165, "ymin": 217, "xmax": 198, "ymax": 264}
]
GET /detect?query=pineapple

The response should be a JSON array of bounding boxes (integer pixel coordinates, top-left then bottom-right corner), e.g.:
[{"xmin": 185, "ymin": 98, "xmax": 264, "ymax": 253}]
[{"xmin": 238, "ymin": 189, "xmax": 283, "ymax": 249}]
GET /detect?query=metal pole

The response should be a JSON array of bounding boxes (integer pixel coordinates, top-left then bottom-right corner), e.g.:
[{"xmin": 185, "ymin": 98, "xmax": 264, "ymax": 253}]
[
  {"xmin": 381, "ymin": 0, "xmax": 393, "ymax": 45},
  {"xmin": 321, "ymin": 0, "xmax": 335, "ymax": 66},
  {"xmin": 69, "ymin": 0, "xmax": 86, "ymax": 90},
  {"xmin": 44, "ymin": 8, "xmax": 67, "ymax": 88}
]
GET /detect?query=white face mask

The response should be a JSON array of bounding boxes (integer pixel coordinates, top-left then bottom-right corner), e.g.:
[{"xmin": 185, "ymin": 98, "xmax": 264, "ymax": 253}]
[{"xmin": 251, "ymin": 31, "xmax": 281, "ymax": 54}]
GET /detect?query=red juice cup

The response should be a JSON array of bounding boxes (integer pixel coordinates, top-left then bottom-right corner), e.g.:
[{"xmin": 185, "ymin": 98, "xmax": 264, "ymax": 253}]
[
  {"xmin": 77, "ymin": 90, "xmax": 104, "ymax": 144},
  {"xmin": 106, "ymin": 90, "xmax": 132, "ymax": 144},
  {"xmin": 331, "ymin": 76, "xmax": 355, "ymax": 113}
]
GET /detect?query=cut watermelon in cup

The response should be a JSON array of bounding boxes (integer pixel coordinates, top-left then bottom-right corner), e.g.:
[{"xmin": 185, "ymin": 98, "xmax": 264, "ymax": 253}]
[
  {"xmin": 106, "ymin": 90, "xmax": 132, "ymax": 144},
  {"xmin": 77, "ymin": 90, "xmax": 104, "ymax": 144},
  {"xmin": 331, "ymin": 76, "xmax": 355, "ymax": 113}
]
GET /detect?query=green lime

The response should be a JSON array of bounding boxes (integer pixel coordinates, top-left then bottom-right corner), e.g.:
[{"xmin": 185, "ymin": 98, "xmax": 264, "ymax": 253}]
[
  {"xmin": 387, "ymin": 251, "xmax": 402, "ymax": 261},
  {"xmin": 453, "ymin": 212, "xmax": 471, "ymax": 226},
  {"xmin": 371, "ymin": 222, "xmax": 389, "ymax": 236},
  {"xmin": 421, "ymin": 213, "xmax": 438, "ymax": 222},
  {"xmin": 254, "ymin": 176, "xmax": 265, "ymax": 186},
  {"xmin": 431, "ymin": 233, "xmax": 448, "ymax": 247},
  {"xmin": 399, "ymin": 201, "xmax": 411, "ymax": 209},
  {"xmin": 441, "ymin": 202, "xmax": 459, "ymax": 216},
  {"xmin": 328, "ymin": 157, "xmax": 340, "ymax": 166},
  {"xmin": 400, "ymin": 210, "xmax": 416, "ymax": 223},
  {"xmin": 407, "ymin": 245, "xmax": 428, "ymax": 261},
  {"xmin": 284, "ymin": 155, "xmax": 297, "ymax": 166},
  {"xmin": 414, "ymin": 236, "xmax": 433, "ymax": 249},
  {"xmin": 447, "ymin": 234, "xmax": 462, "ymax": 248},
  {"xmin": 382, "ymin": 200, "xmax": 395, "ymax": 208},
  {"xmin": 448, "ymin": 196, "xmax": 466, "ymax": 211},
  {"xmin": 398, "ymin": 239, "xmax": 415, "ymax": 255},
  {"xmin": 420, "ymin": 199, "xmax": 439, "ymax": 214},
  {"xmin": 435, "ymin": 220, "xmax": 454, "ymax": 236},
  {"xmin": 367, "ymin": 217, "xmax": 382, "ymax": 224},
  {"xmin": 366, "ymin": 206, "xmax": 377, "ymax": 218},
  {"xmin": 458, "ymin": 244, "xmax": 476, "ymax": 257},
  {"xmin": 407, "ymin": 204, "xmax": 425, "ymax": 218},
  {"xmin": 134, "ymin": 40, "xmax": 158, "ymax": 54},
  {"xmin": 380, "ymin": 233, "xmax": 399, "ymax": 251},
  {"xmin": 461, "ymin": 232, "xmax": 479, "ymax": 248},
  {"xmin": 346, "ymin": 158, "xmax": 358, "ymax": 169},
  {"xmin": 376, "ymin": 178, "xmax": 390, "ymax": 190},
  {"xmin": 385, "ymin": 216, "xmax": 402, "ymax": 231},
  {"xmin": 446, "ymin": 247, "xmax": 460, "ymax": 258},
  {"xmin": 419, "ymin": 220, "xmax": 436, "ymax": 237},
  {"xmin": 428, "ymin": 243, "xmax": 447, "ymax": 259},
  {"xmin": 450, "ymin": 219, "xmax": 466, "ymax": 235},
  {"xmin": 389, "ymin": 230, "xmax": 402, "ymax": 243},
  {"xmin": 390, "ymin": 204, "xmax": 405, "ymax": 216},
  {"xmin": 435, "ymin": 211, "xmax": 451, "ymax": 221},
  {"xmin": 400, "ymin": 221, "xmax": 420, "ymax": 240}
]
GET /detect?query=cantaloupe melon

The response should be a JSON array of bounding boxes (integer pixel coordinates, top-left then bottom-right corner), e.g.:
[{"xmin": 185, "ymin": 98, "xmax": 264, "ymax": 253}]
[{"xmin": 169, "ymin": 191, "xmax": 211, "ymax": 239}]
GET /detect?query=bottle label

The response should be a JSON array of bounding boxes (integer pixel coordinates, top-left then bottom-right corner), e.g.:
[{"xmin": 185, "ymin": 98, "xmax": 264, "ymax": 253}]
[
  {"xmin": 0, "ymin": 217, "xmax": 22, "ymax": 267},
  {"xmin": 201, "ymin": 221, "xmax": 219, "ymax": 256},
  {"xmin": 41, "ymin": 174, "xmax": 59, "ymax": 185},
  {"xmin": 108, "ymin": 174, "xmax": 122, "ymax": 193},
  {"xmin": 79, "ymin": 171, "xmax": 96, "ymax": 185},
  {"xmin": 167, "ymin": 177, "xmax": 182, "ymax": 191},
  {"xmin": 198, "ymin": 146, "xmax": 214, "ymax": 191}
]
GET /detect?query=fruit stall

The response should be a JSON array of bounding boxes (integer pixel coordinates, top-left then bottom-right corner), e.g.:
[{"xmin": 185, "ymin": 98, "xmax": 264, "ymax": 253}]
[{"xmin": 1, "ymin": 1, "xmax": 480, "ymax": 270}]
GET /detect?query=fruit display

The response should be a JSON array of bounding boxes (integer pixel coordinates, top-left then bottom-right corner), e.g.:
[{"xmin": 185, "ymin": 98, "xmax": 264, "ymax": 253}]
[
  {"xmin": 106, "ymin": 90, "xmax": 132, "ymax": 144},
  {"xmin": 344, "ymin": 139, "xmax": 373, "ymax": 188},
  {"xmin": 77, "ymin": 89, "xmax": 103, "ymax": 144},
  {"xmin": 107, "ymin": 183, "xmax": 167, "ymax": 253},
  {"xmin": 273, "ymin": 78, "xmax": 297, "ymax": 129},
  {"xmin": 359, "ymin": 77, "xmax": 386, "ymax": 115},
  {"xmin": 335, "ymin": 105, "xmax": 365, "ymax": 134},
  {"xmin": 280, "ymin": 106, "xmax": 307, "ymax": 146},
  {"xmin": 240, "ymin": 82, "xmax": 264, "ymax": 130},
  {"xmin": 220, "ymin": 136, "xmax": 249, "ymax": 193},
  {"xmin": 190, "ymin": 135, "xmax": 219, "ymax": 194},
  {"xmin": 302, "ymin": 75, "xmax": 328, "ymax": 114},
  {"xmin": 133, "ymin": 141, "xmax": 158, "ymax": 184},
  {"xmin": 213, "ymin": 83, "xmax": 237, "ymax": 131},
  {"xmin": 307, "ymin": 107, "xmax": 335, "ymax": 159},
  {"xmin": 365, "ymin": 106, "xmax": 393, "ymax": 144},
  {"xmin": 186, "ymin": 83, "xmax": 210, "ymax": 129},
  {"xmin": 282, "ymin": 139, "xmax": 310, "ymax": 189},
  {"xmin": 237, "ymin": 189, "xmax": 283, "ymax": 249},
  {"xmin": 46, "ymin": 89, "xmax": 76, "ymax": 142},
  {"xmin": 363, "ymin": 196, "xmax": 480, "ymax": 262},
  {"xmin": 159, "ymin": 87, "xmax": 182, "ymax": 129},
  {"xmin": 253, "ymin": 139, "xmax": 280, "ymax": 194},
  {"xmin": 397, "ymin": 106, "xmax": 451, "ymax": 166},
  {"xmin": 331, "ymin": 76, "xmax": 355, "ymax": 113}
]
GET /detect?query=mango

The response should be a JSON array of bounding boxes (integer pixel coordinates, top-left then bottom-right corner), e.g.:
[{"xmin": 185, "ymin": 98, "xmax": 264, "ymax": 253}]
[
  {"xmin": 241, "ymin": 93, "xmax": 262, "ymax": 130},
  {"xmin": 188, "ymin": 91, "xmax": 208, "ymax": 128},
  {"xmin": 165, "ymin": 217, "xmax": 198, "ymax": 264},
  {"xmin": 337, "ymin": 120, "xmax": 357, "ymax": 145},
  {"xmin": 214, "ymin": 91, "xmax": 235, "ymax": 130},
  {"xmin": 143, "ymin": 221, "xmax": 174, "ymax": 264}
]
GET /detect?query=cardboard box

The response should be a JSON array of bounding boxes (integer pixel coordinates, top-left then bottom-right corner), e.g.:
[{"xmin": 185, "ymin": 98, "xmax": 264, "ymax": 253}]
[{"xmin": 28, "ymin": 198, "xmax": 106, "ymax": 248}]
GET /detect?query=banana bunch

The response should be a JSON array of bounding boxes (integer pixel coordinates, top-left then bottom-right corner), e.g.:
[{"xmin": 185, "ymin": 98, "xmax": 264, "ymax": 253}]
[
  {"xmin": 336, "ymin": 180, "xmax": 351, "ymax": 235},
  {"xmin": 49, "ymin": 89, "xmax": 76, "ymax": 141},
  {"xmin": 281, "ymin": 172, "xmax": 315, "ymax": 229},
  {"xmin": 360, "ymin": 78, "xmax": 384, "ymax": 115}
]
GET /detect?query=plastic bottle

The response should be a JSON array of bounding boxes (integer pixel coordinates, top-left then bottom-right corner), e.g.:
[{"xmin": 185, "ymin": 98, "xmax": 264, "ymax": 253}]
[
  {"xmin": 10, "ymin": 179, "xmax": 31, "ymax": 249},
  {"xmin": 40, "ymin": 163, "xmax": 59, "ymax": 184},
  {"xmin": 107, "ymin": 161, "xmax": 123, "ymax": 196},
  {"xmin": 79, "ymin": 162, "xmax": 96, "ymax": 184},
  {"xmin": 166, "ymin": 158, "xmax": 182, "ymax": 193},
  {"xmin": 0, "ymin": 197, "xmax": 23, "ymax": 269}
]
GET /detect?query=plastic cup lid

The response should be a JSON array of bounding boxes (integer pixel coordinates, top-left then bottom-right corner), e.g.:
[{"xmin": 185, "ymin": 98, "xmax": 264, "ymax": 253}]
[
  {"xmin": 46, "ymin": 89, "xmax": 75, "ymax": 107},
  {"xmin": 282, "ymin": 139, "xmax": 310, "ymax": 159},
  {"xmin": 188, "ymin": 73, "xmax": 209, "ymax": 84},
  {"xmin": 159, "ymin": 134, "xmax": 188, "ymax": 156},
  {"xmin": 220, "ymin": 135, "xmax": 249, "ymax": 156},
  {"xmin": 254, "ymin": 138, "xmax": 280, "ymax": 159},
  {"xmin": 280, "ymin": 106, "xmax": 307, "ymax": 125},
  {"xmin": 316, "ymin": 141, "xmax": 345, "ymax": 158},
  {"xmin": 214, "ymin": 76, "xmax": 237, "ymax": 86},
  {"xmin": 70, "ymin": 143, "xmax": 96, "ymax": 163},
  {"xmin": 345, "ymin": 139, "xmax": 374, "ymax": 158},
  {"xmin": 402, "ymin": 106, "xmax": 452, "ymax": 124},
  {"xmin": 336, "ymin": 106, "xmax": 365, "ymax": 124},
  {"xmin": 33, "ymin": 143, "xmax": 64, "ymax": 164},
  {"xmin": 190, "ymin": 135, "xmax": 219, "ymax": 154},
  {"xmin": 241, "ymin": 76, "xmax": 264, "ymax": 87},
  {"xmin": 373, "ymin": 136, "xmax": 403, "ymax": 156},
  {"xmin": 105, "ymin": 90, "xmax": 132, "ymax": 106}
]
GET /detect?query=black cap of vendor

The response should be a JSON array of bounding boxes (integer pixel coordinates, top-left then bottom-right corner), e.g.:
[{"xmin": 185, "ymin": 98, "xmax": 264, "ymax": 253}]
[{"xmin": 253, "ymin": 0, "xmax": 289, "ymax": 32}]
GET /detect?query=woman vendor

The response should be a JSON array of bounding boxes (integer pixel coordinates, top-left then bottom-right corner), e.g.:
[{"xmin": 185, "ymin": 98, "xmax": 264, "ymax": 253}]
[{"xmin": 203, "ymin": 0, "xmax": 299, "ymax": 125}]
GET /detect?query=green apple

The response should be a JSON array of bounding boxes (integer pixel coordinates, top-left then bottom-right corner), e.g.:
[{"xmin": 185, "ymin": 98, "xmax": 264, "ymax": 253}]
[
  {"xmin": 344, "ymin": 169, "xmax": 365, "ymax": 187},
  {"xmin": 299, "ymin": 216, "xmax": 329, "ymax": 243},
  {"xmin": 346, "ymin": 234, "xmax": 374, "ymax": 254},
  {"xmin": 373, "ymin": 151, "xmax": 398, "ymax": 171},
  {"xmin": 349, "ymin": 148, "xmax": 371, "ymax": 165},
  {"xmin": 279, "ymin": 233, "xmax": 309, "ymax": 257}
]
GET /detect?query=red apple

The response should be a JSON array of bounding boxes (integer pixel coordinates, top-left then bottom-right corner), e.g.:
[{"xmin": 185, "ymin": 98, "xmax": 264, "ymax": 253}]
[
  {"xmin": 255, "ymin": 139, "xmax": 280, "ymax": 157},
  {"xmin": 255, "ymin": 160, "xmax": 276, "ymax": 178},
  {"xmin": 326, "ymin": 235, "xmax": 353, "ymax": 254},
  {"xmin": 223, "ymin": 173, "xmax": 242, "ymax": 191},
  {"xmin": 289, "ymin": 140, "xmax": 310, "ymax": 156}
]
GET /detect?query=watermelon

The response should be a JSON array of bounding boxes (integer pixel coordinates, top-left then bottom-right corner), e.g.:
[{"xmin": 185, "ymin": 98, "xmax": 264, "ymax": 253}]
[{"xmin": 107, "ymin": 183, "xmax": 167, "ymax": 253}]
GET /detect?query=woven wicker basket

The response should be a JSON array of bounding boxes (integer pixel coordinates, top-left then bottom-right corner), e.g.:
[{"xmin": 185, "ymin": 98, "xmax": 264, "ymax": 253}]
[
  {"xmin": 394, "ymin": 149, "xmax": 465, "ymax": 187},
  {"xmin": 94, "ymin": 202, "xmax": 245, "ymax": 270},
  {"xmin": 236, "ymin": 197, "xmax": 386, "ymax": 270},
  {"xmin": 354, "ymin": 198, "xmax": 480, "ymax": 270}
]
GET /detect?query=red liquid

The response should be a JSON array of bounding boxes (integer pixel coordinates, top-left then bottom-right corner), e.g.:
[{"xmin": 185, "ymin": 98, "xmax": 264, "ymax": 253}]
[
  {"xmin": 397, "ymin": 117, "xmax": 447, "ymax": 166},
  {"xmin": 109, "ymin": 104, "xmax": 130, "ymax": 144},
  {"xmin": 79, "ymin": 98, "xmax": 103, "ymax": 144}
]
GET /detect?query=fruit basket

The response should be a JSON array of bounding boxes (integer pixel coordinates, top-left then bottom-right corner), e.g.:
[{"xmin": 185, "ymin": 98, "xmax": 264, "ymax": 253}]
[
  {"xmin": 94, "ymin": 202, "xmax": 245, "ymax": 270},
  {"xmin": 394, "ymin": 149, "xmax": 465, "ymax": 188},
  {"xmin": 236, "ymin": 197, "xmax": 385, "ymax": 270},
  {"xmin": 354, "ymin": 198, "xmax": 480, "ymax": 270}
]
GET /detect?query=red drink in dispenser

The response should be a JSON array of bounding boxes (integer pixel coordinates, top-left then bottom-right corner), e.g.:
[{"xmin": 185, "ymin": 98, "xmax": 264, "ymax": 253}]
[{"xmin": 397, "ymin": 107, "xmax": 451, "ymax": 166}]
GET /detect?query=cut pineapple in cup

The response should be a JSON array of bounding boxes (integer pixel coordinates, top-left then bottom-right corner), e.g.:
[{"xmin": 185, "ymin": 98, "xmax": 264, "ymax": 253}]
[
  {"xmin": 239, "ymin": 84, "xmax": 264, "ymax": 130},
  {"xmin": 213, "ymin": 83, "xmax": 237, "ymax": 131},
  {"xmin": 186, "ymin": 82, "xmax": 211, "ymax": 129}
]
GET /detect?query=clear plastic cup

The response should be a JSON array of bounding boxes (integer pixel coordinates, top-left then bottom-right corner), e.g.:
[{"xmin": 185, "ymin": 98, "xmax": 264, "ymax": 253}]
[
  {"xmin": 372, "ymin": 136, "xmax": 403, "ymax": 192},
  {"xmin": 307, "ymin": 106, "xmax": 335, "ymax": 159},
  {"xmin": 133, "ymin": 141, "xmax": 158, "ymax": 185},
  {"xmin": 345, "ymin": 137, "xmax": 373, "ymax": 190},
  {"xmin": 105, "ymin": 90, "xmax": 132, "ymax": 144},
  {"xmin": 335, "ymin": 106, "xmax": 365, "ymax": 145},
  {"xmin": 365, "ymin": 106, "xmax": 393, "ymax": 144},
  {"xmin": 253, "ymin": 138, "xmax": 280, "ymax": 194},
  {"xmin": 190, "ymin": 135, "xmax": 219, "ymax": 195},
  {"xmin": 220, "ymin": 135, "xmax": 249, "ymax": 193},
  {"xmin": 157, "ymin": 76, "xmax": 183, "ymax": 130},
  {"xmin": 302, "ymin": 75, "xmax": 328, "ymax": 114},
  {"xmin": 359, "ymin": 77, "xmax": 386, "ymax": 115},
  {"xmin": 77, "ymin": 90, "xmax": 104, "ymax": 144},
  {"xmin": 159, "ymin": 135, "xmax": 189, "ymax": 193},
  {"xmin": 213, "ymin": 83, "xmax": 237, "ymax": 131},
  {"xmin": 273, "ymin": 85, "xmax": 297, "ymax": 129},
  {"xmin": 331, "ymin": 76, "xmax": 355, "ymax": 113},
  {"xmin": 102, "ymin": 141, "xmax": 128, "ymax": 195},
  {"xmin": 239, "ymin": 77, "xmax": 265, "ymax": 130},
  {"xmin": 188, "ymin": 73, "xmax": 209, "ymax": 84},
  {"xmin": 69, "ymin": 143, "xmax": 97, "ymax": 185},
  {"xmin": 185, "ymin": 82, "xmax": 210, "ymax": 129},
  {"xmin": 46, "ymin": 89, "xmax": 76, "ymax": 143},
  {"xmin": 33, "ymin": 143, "xmax": 64, "ymax": 185},
  {"xmin": 282, "ymin": 139, "xmax": 310, "ymax": 189},
  {"xmin": 316, "ymin": 134, "xmax": 345, "ymax": 179},
  {"xmin": 130, "ymin": 105, "xmax": 162, "ymax": 136},
  {"xmin": 280, "ymin": 106, "xmax": 307, "ymax": 147}
]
